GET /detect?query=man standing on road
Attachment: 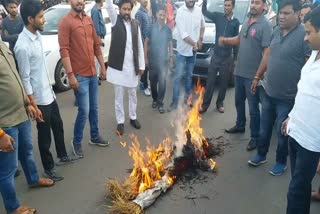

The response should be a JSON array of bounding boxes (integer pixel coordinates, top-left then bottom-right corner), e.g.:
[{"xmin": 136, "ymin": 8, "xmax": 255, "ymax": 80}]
[
  {"xmin": 144, "ymin": 5, "xmax": 174, "ymax": 113},
  {"xmin": 281, "ymin": 6, "xmax": 320, "ymax": 214},
  {"xmin": 136, "ymin": 0, "xmax": 152, "ymax": 96},
  {"xmin": 200, "ymin": 0, "xmax": 239, "ymax": 114},
  {"xmin": 247, "ymin": 0, "xmax": 310, "ymax": 176},
  {"xmin": 300, "ymin": 3, "xmax": 312, "ymax": 22},
  {"xmin": 91, "ymin": 0, "xmax": 107, "ymax": 85},
  {"xmin": 15, "ymin": 0, "xmax": 76, "ymax": 181},
  {"xmin": 0, "ymin": 38, "xmax": 54, "ymax": 214},
  {"xmin": 169, "ymin": 0, "xmax": 205, "ymax": 111},
  {"xmin": 58, "ymin": 0, "xmax": 109, "ymax": 159},
  {"xmin": 219, "ymin": 0, "xmax": 272, "ymax": 151},
  {"xmin": 105, "ymin": 0, "xmax": 145, "ymax": 136},
  {"xmin": 0, "ymin": 0, "xmax": 23, "ymax": 53}
]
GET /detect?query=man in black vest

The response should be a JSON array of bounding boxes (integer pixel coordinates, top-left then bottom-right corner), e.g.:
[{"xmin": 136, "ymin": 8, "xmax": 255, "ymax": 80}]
[{"xmin": 106, "ymin": 0, "xmax": 145, "ymax": 136}]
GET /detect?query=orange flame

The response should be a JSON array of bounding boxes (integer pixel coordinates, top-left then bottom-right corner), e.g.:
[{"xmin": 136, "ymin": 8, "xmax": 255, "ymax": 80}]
[{"xmin": 120, "ymin": 141, "xmax": 127, "ymax": 148}]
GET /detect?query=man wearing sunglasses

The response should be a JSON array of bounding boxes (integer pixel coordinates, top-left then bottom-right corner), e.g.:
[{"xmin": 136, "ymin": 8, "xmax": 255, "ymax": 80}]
[{"xmin": 219, "ymin": 0, "xmax": 272, "ymax": 151}]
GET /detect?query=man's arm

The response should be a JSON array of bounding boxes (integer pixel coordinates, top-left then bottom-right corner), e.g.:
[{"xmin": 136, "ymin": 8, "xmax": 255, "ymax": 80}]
[
  {"xmin": 106, "ymin": 0, "xmax": 117, "ymax": 26},
  {"xmin": 250, "ymin": 47, "xmax": 270, "ymax": 94},
  {"xmin": 198, "ymin": 15, "xmax": 205, "ymax": 50},
  {"xmin": 58, "ymin": 18, "xmax": 78, "ymax": 89},
  {"xmin": 232, "ymin": 20, "xmax": 240, "ymax": 60},
  {"xmin": 201, "ymin": 0, "xmax": 218, "ymax": 22},
  {"xmin": 137, "ymin": 27, "xmax": 145, "ymax": 75},
  {"xmin": 219, "ymin": 35, "xmax": 240, "ymax": 46},
  {"xmin": 144, "ymin": 37, "xmax": 149, "ymax": 65},
  {"xmin": 91, "ymin": 18, "xmax": 106, "ymax": 80},
  {"xmin": 1, "ymin": 20, "xmax": 19, "ymax": 43},
  {"xmin": 91, "ymin": 7, "xmax": 101, "ymax": 37}
]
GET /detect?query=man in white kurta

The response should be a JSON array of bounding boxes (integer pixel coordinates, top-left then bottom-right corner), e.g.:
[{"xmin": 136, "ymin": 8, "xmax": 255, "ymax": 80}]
[{"xmin": 106, "ymin": 0, "xmax": 145, "ymax": 135}]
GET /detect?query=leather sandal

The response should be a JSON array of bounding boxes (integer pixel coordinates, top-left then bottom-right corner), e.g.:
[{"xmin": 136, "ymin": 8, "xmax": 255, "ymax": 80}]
[
  {"xmin": 10, "ymin": 206, "xmax": 37, "ymax": 214},
  {"xmin": 29, "ymin": 177, "xmax": 55, "ymax": 188}
]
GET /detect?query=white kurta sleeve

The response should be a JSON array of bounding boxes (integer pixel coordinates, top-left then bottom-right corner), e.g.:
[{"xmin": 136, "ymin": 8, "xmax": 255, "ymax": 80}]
[{"xmin": 137, "ymin": 27, "xmax": 145, "ymax": 70}]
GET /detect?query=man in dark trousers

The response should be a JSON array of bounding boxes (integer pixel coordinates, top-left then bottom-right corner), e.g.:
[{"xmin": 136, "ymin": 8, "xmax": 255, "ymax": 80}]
[
  {"xmin": 200, "ymin": 0, "xmax": 239, "ymax": 114},
  {"xmin": 1, "ymin": 0, "xmax": 23, "ymax": 53},
  {"xmin": 91, "ymin": 0, "xmax": 107, "ymax": 85},
  {"xmin": 144, "ymin": 5, "xmax": 173, "ymax": 113},
  {"xmin": 136, "ymin": 0, "xmax": 152, "ymax": 96},
  {"xmin": 219, "ymin": 0, "xmax": 272, "ymax": 151}
]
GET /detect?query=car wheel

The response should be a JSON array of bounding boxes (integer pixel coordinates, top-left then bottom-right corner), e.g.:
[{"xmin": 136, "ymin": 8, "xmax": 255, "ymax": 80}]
[{"xmin": 54, "ymin": 60, "xmax": 70, "ymax": 92}]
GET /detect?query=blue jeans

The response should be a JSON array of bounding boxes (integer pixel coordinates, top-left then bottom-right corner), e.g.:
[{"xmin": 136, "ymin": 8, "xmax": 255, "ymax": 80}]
[
  {"xmin": 234, "ymin": 75, "xmax": 260, "ymax": 139},
  {"xmin": 73, "ymin": 75, "xmax": 99, "ymax": 144},
  {"xmin": 257, "ymin": 89, "xmax": 294, "ymax": 163},
  {"xmin": 0, "ymin": 120, "xmax": 39, "ymax": 212},
  {"xmin": 172, "ymin": 53, "xmax": 196, "ymax": 106},
  {"xmin": 287, "ymin": 137, "xmax": 320, "ymax": 214}
]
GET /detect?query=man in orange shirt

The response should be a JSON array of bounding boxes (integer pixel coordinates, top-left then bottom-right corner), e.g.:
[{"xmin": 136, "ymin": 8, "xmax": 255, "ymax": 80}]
[{"xmin": 58, "ymin": 0, "xmax": 109, "ymax": 158}]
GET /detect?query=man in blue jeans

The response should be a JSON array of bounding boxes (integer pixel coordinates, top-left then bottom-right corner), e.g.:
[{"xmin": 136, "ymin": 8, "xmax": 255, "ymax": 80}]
[
  {"xmin": 248, "ymin": 0, "xmax": 310, "ymax": 176},
  {"xmin": 58, "ymin": 0, "xmax": 109, "ymax": 158},
  {"xmin": 219, "ymin": 0, "xmax": 272, "ymax": 151},
  {"xmin": 281, "ymin": 6, "xmax": 320, "ymax": 213},
  {"xmin": 0, "ymin": 40, "xmax": 54, "ymax": 214},
  {"xmin": 168, "ymin": 0, "xmax": 205, "ymax": 111}
]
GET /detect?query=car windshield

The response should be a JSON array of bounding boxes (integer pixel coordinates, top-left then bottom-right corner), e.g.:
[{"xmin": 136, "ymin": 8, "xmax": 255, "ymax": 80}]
[
  {"xmin": 42, "ymin": 7, "xmax": 69, "ymax": 35},
  {"xmin": 206, "ymin": 0, "xmax": 249, "ymax": 24}
]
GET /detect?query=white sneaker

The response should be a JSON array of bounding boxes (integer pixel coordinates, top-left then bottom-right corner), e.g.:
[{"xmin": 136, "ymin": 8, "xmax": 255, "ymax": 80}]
[{"xmin": 144, "ymin": 88, "xmax": 151, "ymax": 96}]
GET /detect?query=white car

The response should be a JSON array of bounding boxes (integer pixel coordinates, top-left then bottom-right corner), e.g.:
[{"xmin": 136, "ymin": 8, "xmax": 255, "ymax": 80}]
[{"xmin": 42, "ymin": 1, "xmax": 118, "ymax": 91}]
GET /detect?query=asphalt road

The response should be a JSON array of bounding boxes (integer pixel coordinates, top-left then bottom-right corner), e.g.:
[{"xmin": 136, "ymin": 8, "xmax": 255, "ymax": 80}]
[{"xmin": 1, "ymin": 79, "xmax": 320, "ymax": 214}]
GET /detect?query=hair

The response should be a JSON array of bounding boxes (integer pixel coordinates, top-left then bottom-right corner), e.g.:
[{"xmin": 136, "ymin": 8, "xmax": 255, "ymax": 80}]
[
  {"xmin": 5, "ymin": 0, "xmax": 19, "ymax": 6},
  {"xmin": 118, "ymin": 0, "xmax": 133, "ymax": 9},
  {"xmin": 225, "ymin": 0, "xmax": 235, "ymax": 7},
  {"xmin": 95, "ymin": 0, "xmax": 103, "ymax": 3},
  {"xmin": 20, "ymin": 0, "xmax": 43, "ymax": 25},
  {"xmin": 156, "ymin": 4, "xmax": 167, "ymax": 12},
  {"xmin": 278, "ymin": 0, "xmax": 302, "ymax": 12},
  {"xmin": 304, "ymin": 5, "xmax": 320, "ymax": 31},
  {"xmin": 302, "ymin": 2, "xmax": 313, "ymax": 9}
]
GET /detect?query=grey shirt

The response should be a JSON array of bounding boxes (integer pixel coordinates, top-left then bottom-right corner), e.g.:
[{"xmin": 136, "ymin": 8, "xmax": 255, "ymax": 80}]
[
  {"xmin": 262, "ymin": 25, "xmax": 311, "ymax": 100},
  {"xmin": 234, "ymin": 15, "xmax": 272, "ymax": 79}
]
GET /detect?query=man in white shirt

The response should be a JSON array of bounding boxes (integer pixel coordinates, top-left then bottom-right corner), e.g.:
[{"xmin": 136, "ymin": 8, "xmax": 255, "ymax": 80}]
[
  {"xmin": 15, "ymin": 0, "xmax": 76, "ymax": 182},
  {"xmin": 106, "ymin": 0, "xmax": 145, "ymax": 136},
  {"xmin": 281, "ymin": 6, "xmax": 320, "ymax": 214},
  {"xmin": 168, "ymin": 0, "xmax": 205, "ymax": 111}
]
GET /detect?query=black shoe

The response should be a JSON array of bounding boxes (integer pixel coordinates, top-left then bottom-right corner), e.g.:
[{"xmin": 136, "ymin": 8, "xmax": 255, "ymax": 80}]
[
  {"xmin": 44, "ymin": 170, "xmax": 64, "ymax": 181},
  {"xmin": 130, "ymin": 119, "xmax": 141, "ymax": 129},
  {"xmin": 247, "ymin": 139, "xmax": 257, "ymax": 151},
  {"xmin": 225, "ymin": 125, "xmax": 245, "ymax": 134},
  {"xmin": 14, "ymin": 169, "xmax": 21, "ymax": 178},
  {"xmin": 158, "ymin": 106, "xmax": 165, "ymax": 114},
  {"xmin": 89, "ymin": 136, "xmax": 110, "ymax": 147},
  {"xmin": 56, "ymin": 156, "xmax": 77, "ymax": 166},
  {"xmin": 116, "ymin": 124, "xmax": 124, "ymax": 136},
  {"xmin": 167, "ymin": 103, "xmax": 177, "ymax": 112},
  {"xmin": 152, "ymin": 101, "xmax": 157, "ymax": 108}
]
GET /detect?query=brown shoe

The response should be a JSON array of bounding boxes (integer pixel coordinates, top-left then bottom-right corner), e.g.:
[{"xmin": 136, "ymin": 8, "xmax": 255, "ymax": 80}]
[
  {"xmin": 311, "ymin": 191, "xmax": 320, "ymax": 201},
  {"xmin": 10, "ymin": 206, "xmax": 37, "ymax": 214},
  {"xmin": 29, "ymin": 177, "xmax": 55, "ymax": 188}
]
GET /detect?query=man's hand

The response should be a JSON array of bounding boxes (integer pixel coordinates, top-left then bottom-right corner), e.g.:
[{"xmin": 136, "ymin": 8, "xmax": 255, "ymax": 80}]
[
  {"xmin": 281, "ymin": 117, "xmax": 290, "ymax": 136},
  {"xmin": 68, "ymin": 75, "xmax": 79, "ymax": 89},
  {"xmin": 145, "ymin": 58, "xmax": 148, "ymax": 67},
  {"xmin": 251, "ymin": 79, "xmax": 259, "ymax": 95},
  {"xmin": 35, "ymin": 107, "xmax": 44, "ymax": 122},
  {"xmin": 100, "ymin": 67, "xmax": 106, "ymax": 80},
  {"xmin": 0, "ymin": 133, "xmax": 15, "ymax": 152},
  {"xmin": 317, "ymin": 161, "xmax": 320, "ymax": 175},
  {"xmin": 139, "ymin": 70, "xmax": 144, "ymax": 76},
  {"xmin": 26, "ymin": 105, "xmax": 37, "ymax": 120},
  {"xmin": 192, "ymin": 41, "xmax": 198, "ymax": 51},
  {"xmin": 218, "ymin": 36, "xmax": 225, "ymax": 46}
]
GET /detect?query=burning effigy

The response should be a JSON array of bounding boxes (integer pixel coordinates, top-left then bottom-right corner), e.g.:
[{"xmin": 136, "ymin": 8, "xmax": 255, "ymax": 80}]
[{"xmin": 106, "ymin": 81, "xmax": 225, "ymax": 214}]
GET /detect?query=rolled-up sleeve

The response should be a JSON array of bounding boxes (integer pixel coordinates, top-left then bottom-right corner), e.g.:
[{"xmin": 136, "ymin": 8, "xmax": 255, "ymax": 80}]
[
  {"xmin": 58, "ymin": 17, "xmax": 71, "ymax": 58},
  {"xmin": 14, "ymin": 45, "xmax": 33, "ymax": 95}
]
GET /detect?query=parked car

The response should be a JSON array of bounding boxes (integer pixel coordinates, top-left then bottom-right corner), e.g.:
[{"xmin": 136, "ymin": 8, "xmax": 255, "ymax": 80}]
[
  {"xmin": 173, "ymin": 0, "xmax": 276, "ymax": 84},
  {"xmin": 42, "ymin": 1, "xmax": 118, "ymax": 91}
]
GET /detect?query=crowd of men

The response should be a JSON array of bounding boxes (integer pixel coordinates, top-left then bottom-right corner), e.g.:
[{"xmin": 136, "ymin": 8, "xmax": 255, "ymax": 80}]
[{"xmin": 0, "ymin": 0, "xmax": 320, "ymax": 213}]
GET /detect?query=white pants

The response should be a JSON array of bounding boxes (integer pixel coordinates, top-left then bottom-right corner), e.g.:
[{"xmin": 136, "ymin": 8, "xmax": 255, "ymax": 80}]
[{"xmin": 114, "ymin": 85, "xmax": 137, "ymax": 124}]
